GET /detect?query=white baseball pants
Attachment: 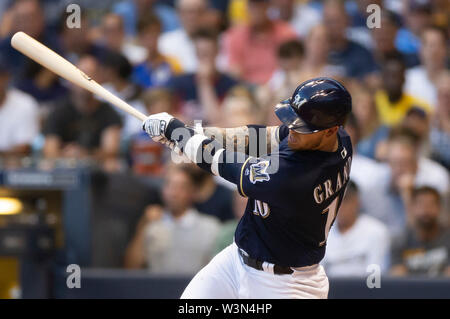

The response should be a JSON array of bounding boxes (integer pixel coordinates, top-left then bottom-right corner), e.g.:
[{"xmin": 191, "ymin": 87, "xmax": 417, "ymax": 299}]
[{"xmin": 181, "ymin": 243, "xmax": 329, "ymax": 299}]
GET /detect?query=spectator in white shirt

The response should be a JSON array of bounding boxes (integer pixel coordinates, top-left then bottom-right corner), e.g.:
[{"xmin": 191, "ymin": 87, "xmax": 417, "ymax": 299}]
[
  {"xmin": 322, "ymin": 181, "xmax": 391, "ymax": 277},
  {"xmin": 158, "ymin": 0, "xmax": 208, "ymax": 72},
  {"xmin": 404, "ymin": 26, "xmax": 448, "ymax": 108},
  {"xmin": 365, "ymin": 127, "xmax": 449, "ymax": 238},
  {"xmin": 0, "ymin": 58, "xmax": 39, "ymax": 156},
  {"xmin": 124, "ymin": 163, "xmax": 221, "ymax": 275}
]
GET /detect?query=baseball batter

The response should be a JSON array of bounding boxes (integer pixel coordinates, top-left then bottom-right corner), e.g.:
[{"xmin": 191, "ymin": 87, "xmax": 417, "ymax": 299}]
[{"xmin": 143, "ymin": 77, "xmax": 353, "ymax": 299}]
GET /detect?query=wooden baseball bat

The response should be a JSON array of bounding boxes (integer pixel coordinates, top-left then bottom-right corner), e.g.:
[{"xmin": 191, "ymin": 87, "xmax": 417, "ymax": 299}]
[{"xmin": 11, "ymin": 31, "xmax": 147, "ymax": 121}]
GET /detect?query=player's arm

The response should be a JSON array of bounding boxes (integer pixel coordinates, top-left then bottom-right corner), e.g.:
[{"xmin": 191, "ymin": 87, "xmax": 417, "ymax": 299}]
[
  {"xmin": 202, "ymin": 125, "xmax": 283, "ymax": 157},
  {"xmin": 143, "ymin": 113, "xmax": 287, "ymax": 201}
]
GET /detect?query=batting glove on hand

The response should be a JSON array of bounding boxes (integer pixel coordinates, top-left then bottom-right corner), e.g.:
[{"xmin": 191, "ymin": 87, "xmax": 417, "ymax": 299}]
[{"xmin": 142, "ymin": 112, "xmax": 174, "ymax": 140}]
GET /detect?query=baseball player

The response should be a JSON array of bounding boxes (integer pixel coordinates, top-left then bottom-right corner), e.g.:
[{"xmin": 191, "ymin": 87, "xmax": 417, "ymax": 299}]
[{"xmin": 143, "ymin": 77, "xmax": 353, "ymax": 299}]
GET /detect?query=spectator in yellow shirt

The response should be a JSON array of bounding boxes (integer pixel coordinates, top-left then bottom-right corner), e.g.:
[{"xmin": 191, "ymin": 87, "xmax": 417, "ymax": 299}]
[{"xmin": 375, "ymin": 53, "xmax": 431, "ymax": 127}]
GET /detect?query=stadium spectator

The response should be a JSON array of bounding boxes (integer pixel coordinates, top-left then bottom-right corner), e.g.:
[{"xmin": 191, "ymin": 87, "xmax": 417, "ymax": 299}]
[
  {"xmin": 350, "ymin": 85, "xmax": 389, "ymax": 159},
  {"xmin": 0, "ymin": 0, "xmax": 58, "ymax": 81},
  {"xmin": 365, "ymin": 128, "xmax": 449, "ymax": 238},
  {"xmin": 43, "ymin": 56, "xmax": 122, "ymax": 161},
  {"xmin": 404, "ymin": 26, "xmax": 448, "ymax": 108},
  {"xmin": 98, "ymin": 51, "xmax": 146, "ymax": 142},
  {"xmin": 375, "ymin": 53, "xmax": 430, "ymax": 127},
  {"xmin": 429, "ymin": 72, "xmax": 450, "ymax": 170},
  {"xmin": 223, "ymin": 0, "xmax": 297, "ymax": 84},
  {"xmin": 124, "ymin": 163, "xmax": 221, "ymax": 274},
  {"xmin": 322, "ymin": 0, "xmax": 378, "ymax": 80},
  {"xmin": 400, "ymin": 107, "xmax": 430, "ymax": 149},
  {"xmin": 267, "ymin": 0, "xmax": 322, "ymax": 38},
  {"xmin": 166, "ymin": 29, "xmax": 239, "ymax": 123},
  {"xmin": 184, "ymin": 164, "xmax": 234, "ymax": 222},
  {"xmin": 395, "ymin": 0, "xmax": 432, "ymax": 56},
  {"xmin": 113, "ymin": 0, "xmax": 180, "ymax": 36},
  {"xmin": 371, "ymin": 10, "xmax": 420, "ymax": 69},
  {"xmin": 58, "ymin": 10, "xmax": 106, "ymax": 65},
  {"xmin": 344, "ymin": 113, "xmax": 387, "ymax": 212},
  {"xmin": 15, "ymin": 61, "xmax": 68, "ymax": 108},
  {"xmin": 213, "ymin": 190, "xmax": 246, "ymax": 254},
  {"xmin": 221, "ymin": 86, "xmax": 262, "ymax": 127},
  {"xmin": 129, "ymin": 88, "xmax": 175, "ymax": 176},
  {"xmin": 260, "ymin": 39, "xmax": 305, "ymax": 112},
  {"xmin": 299, "ymin": 24, "xmax": 342, "ymax": 80},
  {"xmin": 391, "ymin": 186, "xmax": 450, "ymax": 277},
  {"xmin": 158, "ymin": 0, "xmax": 209, "ymax": 72},
  {"xmin": 98, "ymin": 13, "xmax": 147, "ymax": 65},
  {"xmin": 322, "ymin": 181, "xmax": 391, "ymax": 276},
  {"xmin": 0, "ymin": 56, "xmax": 39, "ymax": 156},
  {"xmin": 133, "ymin": 14, "xmax": 182, "ymax": 89}
]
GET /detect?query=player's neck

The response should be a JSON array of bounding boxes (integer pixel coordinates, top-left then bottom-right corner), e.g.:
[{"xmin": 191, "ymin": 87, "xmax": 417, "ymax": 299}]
[{"xmin": 317, "ymin": 135, "xmax": 339, "ymax": 152}]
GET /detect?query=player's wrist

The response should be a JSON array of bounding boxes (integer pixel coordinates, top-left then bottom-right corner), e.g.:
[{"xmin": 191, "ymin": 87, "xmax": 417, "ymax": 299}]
[{"xmin": 165, "ymin": 118, "xmax": 187, "ymax": 141}]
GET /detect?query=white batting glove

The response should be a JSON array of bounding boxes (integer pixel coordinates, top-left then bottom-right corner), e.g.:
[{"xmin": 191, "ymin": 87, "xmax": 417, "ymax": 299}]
[{"xmin": 142, "ymin": 112, "xmax": 174, "ymax": 140}]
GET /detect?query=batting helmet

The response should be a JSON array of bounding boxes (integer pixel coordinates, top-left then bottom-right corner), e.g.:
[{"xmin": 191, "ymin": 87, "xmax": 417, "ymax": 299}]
[{"xmin": 275, "ymin": 77, "xmax": 352, "ymax": 134}]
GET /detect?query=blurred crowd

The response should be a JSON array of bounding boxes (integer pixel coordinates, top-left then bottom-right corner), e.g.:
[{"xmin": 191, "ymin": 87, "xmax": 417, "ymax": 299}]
[{"xmin": 0, "ymin": 0, "xmax": 449, "ymax": 278}]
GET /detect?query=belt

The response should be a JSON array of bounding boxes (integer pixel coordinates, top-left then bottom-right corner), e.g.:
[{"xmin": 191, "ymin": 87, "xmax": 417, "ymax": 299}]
[{"xmin": 238, "ymin": 249, "xmax": 294, "ymax": 275}]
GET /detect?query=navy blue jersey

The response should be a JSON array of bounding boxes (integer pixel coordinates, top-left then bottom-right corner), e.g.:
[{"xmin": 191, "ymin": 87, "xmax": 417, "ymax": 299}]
[
  {"xmin": 233, "ymin": 126, "xmax": 353, "ymax": 267},
  {"xmin": 164, "ymin": 120, "xmax": 353, "ymax": 268}
]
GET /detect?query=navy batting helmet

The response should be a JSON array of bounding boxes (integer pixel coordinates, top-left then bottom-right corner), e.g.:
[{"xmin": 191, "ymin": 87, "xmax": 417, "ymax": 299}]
[{"xmin": 275, "ymin": 77, "xmax": 352, "ymax": 134}]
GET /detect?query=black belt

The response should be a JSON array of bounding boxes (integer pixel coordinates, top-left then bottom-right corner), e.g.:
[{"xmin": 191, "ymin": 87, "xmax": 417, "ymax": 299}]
[{"xmin": 238, "ymin": 249, "xmax": 294, "ymax": 275}]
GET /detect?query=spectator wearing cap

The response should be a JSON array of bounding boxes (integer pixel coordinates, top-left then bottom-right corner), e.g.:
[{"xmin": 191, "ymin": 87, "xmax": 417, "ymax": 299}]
[
  {"xmin": 158, "ymin": 0, "xmax": 210, "ymax": 73},
  {"xmin": 322, "ymin": 181, "xmax": 391, "ymax": 277},
  {"xmin": 166, "ymin": 29, "xmax": 239, "ymax": 124},
  {"xmin": 132, "ymin": 14, "xmax": 183, "ymax": 89},
  {"xmin": 124, "ymin": 163, "xmax": 221, "ymax": 274},
  {"xmin": 364, "ymin": 128, "xmax": 449, "ymax": 238},
  {"xmin": 223, "ymin": 0, "xmax": 297, "ymax": 84},
  {"xmin": 404, "ymin": 26, "xmax": 448, "ymax": 108},
  {"xmin": 0, "ymin": 56, "xmax": 39, "ymax": 157},
  {"xmin": 322, "ymin": 0, "xmax": 378, "ymax": 80},
  {"xmin": 375, "ymin": 53, "xmax": 431, "ymax": 127},
  {"xmin": 391, "ymin": 186, "xmax": 450, "ymax": 277},
  {"xmin": 395, "ymin": 0, "xmax": 433, "ymax": 56},
  {"xmin": 429, "ymin": 71, "xmax": 450, "ymax": 170},
  {"xmin": 113, "ymin": 0, "xmax": 180, "ymax": 36}
]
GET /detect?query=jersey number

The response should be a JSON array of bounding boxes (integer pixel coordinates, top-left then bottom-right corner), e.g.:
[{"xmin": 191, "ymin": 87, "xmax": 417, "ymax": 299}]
[
  {"xmin": 319, "ymin": 197, "xmax": 339, "ymax": 247},
  {"xmin": 252, "ymin": 200, "xmax": 270, "ymax": 218}
]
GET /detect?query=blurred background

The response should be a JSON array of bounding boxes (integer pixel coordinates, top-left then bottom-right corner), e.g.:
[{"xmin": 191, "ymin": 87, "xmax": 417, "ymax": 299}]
[{"xmin": 0, "ymin": 0, "xmax": 448, "ymax": 299}]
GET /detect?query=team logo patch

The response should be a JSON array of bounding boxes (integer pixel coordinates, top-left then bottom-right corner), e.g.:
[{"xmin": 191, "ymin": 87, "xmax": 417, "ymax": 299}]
[{"xmin": 249, "ymin": 160, "xmax": 270, "ymax": 184}]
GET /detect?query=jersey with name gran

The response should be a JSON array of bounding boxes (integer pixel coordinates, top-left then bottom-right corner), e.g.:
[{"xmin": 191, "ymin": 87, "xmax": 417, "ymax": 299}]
[{"xmin": 234, "ymin": 125, "xmax": 353, "ymax": 267}]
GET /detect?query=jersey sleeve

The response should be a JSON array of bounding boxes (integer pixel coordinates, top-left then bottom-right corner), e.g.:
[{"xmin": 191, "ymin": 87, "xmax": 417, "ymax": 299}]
[
  {"xmin": 228, "ymin": 155, "xmax": 288, "ymax": 201},
  {"xmin": 165, "ymin": 119, "xmax": 287, "ymax": 202}
]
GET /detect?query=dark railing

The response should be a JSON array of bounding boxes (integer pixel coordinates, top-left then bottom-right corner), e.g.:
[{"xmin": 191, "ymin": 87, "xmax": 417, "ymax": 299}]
[{"xmin": 52, "ymin": 268, "xmax": 450, "ymax": 299}]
